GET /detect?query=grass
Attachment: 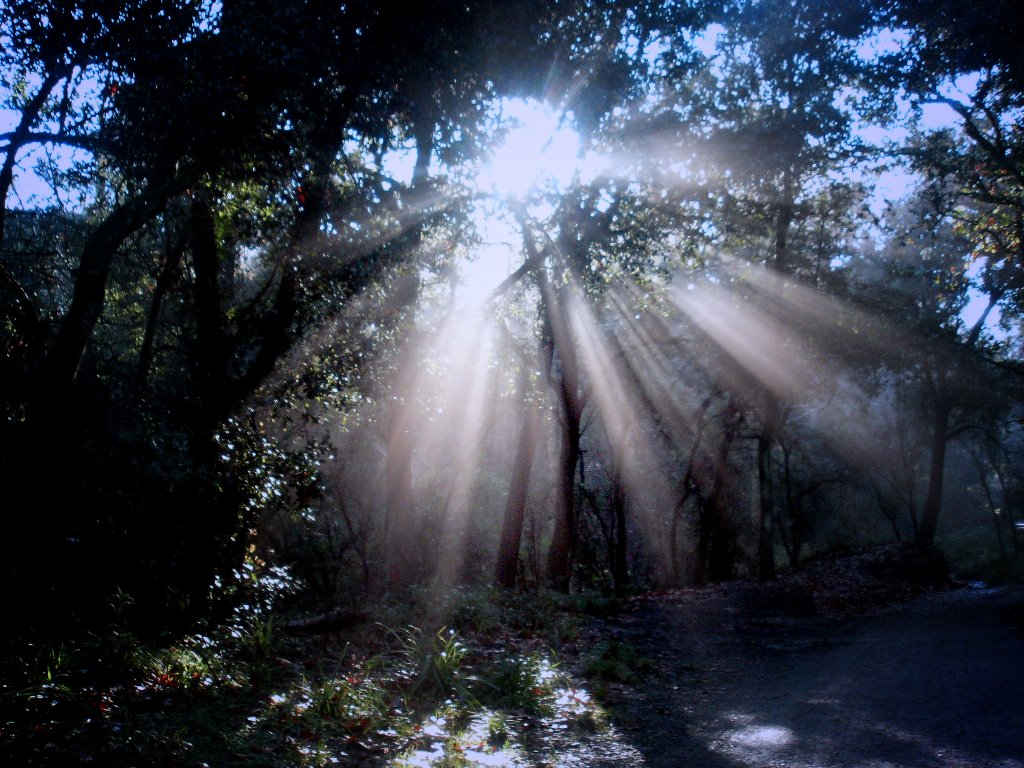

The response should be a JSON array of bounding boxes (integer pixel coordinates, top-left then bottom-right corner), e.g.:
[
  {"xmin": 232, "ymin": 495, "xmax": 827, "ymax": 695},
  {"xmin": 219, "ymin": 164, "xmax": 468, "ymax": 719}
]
[
  {"xmin": 1, "ymin": 586, "xmax": 622, "ymax": 767},
  {"xmin": 583, "ymin": 639, "xmax": 654, "ymax": 684}
]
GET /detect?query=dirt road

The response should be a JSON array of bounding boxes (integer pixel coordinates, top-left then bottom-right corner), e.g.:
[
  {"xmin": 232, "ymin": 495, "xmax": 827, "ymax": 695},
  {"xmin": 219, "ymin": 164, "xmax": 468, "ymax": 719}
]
[{"xmin": 573, "ymin": 586, "xmax": 1024, "ymax": 768}]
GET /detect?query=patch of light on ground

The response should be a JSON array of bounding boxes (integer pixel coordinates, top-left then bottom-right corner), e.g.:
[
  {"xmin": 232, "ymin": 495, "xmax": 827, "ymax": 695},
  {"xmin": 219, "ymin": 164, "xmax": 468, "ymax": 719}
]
[
  {"xmin": 393, "ymin": 710, "xmax": 527, "ymax": 768},
  {"xmin": 728, "ymin": 724, "xmax": 795, "ymax": 748}
]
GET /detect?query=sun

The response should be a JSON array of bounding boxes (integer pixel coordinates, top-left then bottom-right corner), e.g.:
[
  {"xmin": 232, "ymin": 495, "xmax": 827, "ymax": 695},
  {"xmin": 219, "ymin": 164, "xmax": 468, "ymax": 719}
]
[
  {"xmin": 480, "ymin": 98, "xmax": 582, "ymax": 199},
  {"xmin": 454, "ymin": 98, "xmax": 610, "ymax": 306}
]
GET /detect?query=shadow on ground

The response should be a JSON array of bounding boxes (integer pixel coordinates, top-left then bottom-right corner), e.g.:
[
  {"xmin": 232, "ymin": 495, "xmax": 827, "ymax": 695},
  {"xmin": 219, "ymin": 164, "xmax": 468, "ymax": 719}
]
[{"xmin": 585, "ymin": 586, "xmax": 1024, "ymax": 768}]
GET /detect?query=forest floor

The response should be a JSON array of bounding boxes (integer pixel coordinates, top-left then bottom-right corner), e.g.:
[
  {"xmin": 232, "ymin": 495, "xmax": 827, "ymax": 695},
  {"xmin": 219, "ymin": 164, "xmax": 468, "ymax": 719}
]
[
  {"xmin": 554, "ymin": 553, "xmax": 1024, "ymax": 768},
  {"xmin": 5, "ymin": 546, "xmax": 1023, "ymax": 767}
]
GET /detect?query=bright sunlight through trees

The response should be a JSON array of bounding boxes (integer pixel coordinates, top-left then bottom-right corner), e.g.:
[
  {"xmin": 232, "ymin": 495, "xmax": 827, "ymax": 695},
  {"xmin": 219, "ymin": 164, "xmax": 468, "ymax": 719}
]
[
  {"xmin": 479, "ymin": 99, "xmax": 585, "ymax": 200},
  {"xmin": 3, "ymin": 1, "xmax": 1023, "ymax": 766}
]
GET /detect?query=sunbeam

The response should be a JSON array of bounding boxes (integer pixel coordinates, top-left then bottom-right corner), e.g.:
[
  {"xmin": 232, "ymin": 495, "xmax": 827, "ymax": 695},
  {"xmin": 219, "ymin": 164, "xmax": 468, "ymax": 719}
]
[
  {"xmin": 9, "ymin": 3, "xmax": 1024, "ymax": 766},
  {"xmin": 454, "ymin": 241, "xmax": 517, "ymax": 309},
  {"xmin": 422, "ymin": 314, "xmax": 498, "ymax": 590},
  {"xmin": 480, "ymin": 99, "xmax": 583, "ymax": 199},
  {"xmin": 671, "ymin": 278, "xmax": 812, "ymax": 401},
  {"xmin": 555, "ymin": 279, "xmax": 680, "ymax": 574}
]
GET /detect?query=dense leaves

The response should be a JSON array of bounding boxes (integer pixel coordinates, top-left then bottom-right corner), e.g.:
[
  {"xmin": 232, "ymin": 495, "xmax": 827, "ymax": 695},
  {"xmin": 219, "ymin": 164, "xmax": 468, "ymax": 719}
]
[{"xmin": 0, "ymin": 0, "xmax": 1020, "ymax": 679}]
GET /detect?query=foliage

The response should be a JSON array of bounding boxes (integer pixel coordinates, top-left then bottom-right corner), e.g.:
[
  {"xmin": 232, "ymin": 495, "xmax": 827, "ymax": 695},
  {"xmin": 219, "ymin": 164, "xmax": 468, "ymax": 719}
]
[
  {"xmin": 583, "ymin": 639, "xmax": 655, "ymax": 684},
  {"xmin": 2, "ymin": 2, "xmax": 1024, "ymax": 762},
  {"xmin": 0, "ymin": 589, "xmax": 625, "ymax": 767},
  {"xmin": 385, "ymin": 625, "xmax": 475, "ymax": 707},
  {"xmin": 479, "ymin": 651, "xmax": 560, "ymax": 714}
]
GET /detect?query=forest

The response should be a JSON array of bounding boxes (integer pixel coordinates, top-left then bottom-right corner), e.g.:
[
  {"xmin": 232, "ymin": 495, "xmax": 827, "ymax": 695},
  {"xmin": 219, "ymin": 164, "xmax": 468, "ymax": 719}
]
[{"xmin": 1, "ymin": 1, "xmax": 1022, "ymax": 766}]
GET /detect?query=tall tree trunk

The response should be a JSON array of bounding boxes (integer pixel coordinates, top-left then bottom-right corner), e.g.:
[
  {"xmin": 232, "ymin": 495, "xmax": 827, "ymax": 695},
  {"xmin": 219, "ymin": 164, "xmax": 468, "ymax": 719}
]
[
  {"xmin": 137, "ymin": 225, "xmax": 185, "ymax": 387},
  {"xmin": 677, "ymin": 397, "xmax": 713, "ymax": 584},
  {"xmin": 543, "ymin": 278, "xmax": 584, "ymax": 593},
  {"xmin": 872, "ymin": 483, "xmax": 904, "ymax": 543},
  {"xmin": 703, "ymin": 405, "xmax": 740, "ymax": 583},
  {"xmin": 757, "ymin": 431, "xmax": 777, "ymax": 580},
  {"xmin": 671, "ymin": 494, "xmax": 690, "ymax": 583},
  {"xmin": 191, "ymin": 194, "xmax": 227, "ymax": 421},
  {"xmin": 971, "ymin": 450, "xmax": 1007, "ymax": 561},
  {"xmin": 385, "ymin": 391, "xmax": 417, "ymax": 588},
  {"xmin": 381, "ymin": 274, "xmax": 423, "ymax": 591},
  {"xmin": 759, "ymin": 164, "xmax": 793, "ymax": 577},
  {"xmin": 495, "ymin": 397, "xmax": 541, "ymax": 589},
  {"xmin": 384, "ymin": 120, "xmax": 432, "ymax": 590},
  {"xmin": 990, "ymin": 458, "xmax": 1020, "ymax": 555},
  {"xmin": 610, "ymin": 461, "xmax": 629, "ymax": 593},
  {"xmin": 692, "ymin": 495, "xmax": 711, "ymax": 585},
  {"xmin": 773, "ymin": 166, "xmax": 795, "ymax": 273},
  {"xmin": 547, "ymin": 396, "xmax": 581, "ymax": 592},
  {"xmin": 917, "ymin": 397, "xmax": 951, "ymax": 545},
  {"xmin": 782, "ymin": 444, "xmax": 807, "ymax": 569},
  {"xmin": 915, "ymin": 293, "xmax": 1004, "ymax": 546}
]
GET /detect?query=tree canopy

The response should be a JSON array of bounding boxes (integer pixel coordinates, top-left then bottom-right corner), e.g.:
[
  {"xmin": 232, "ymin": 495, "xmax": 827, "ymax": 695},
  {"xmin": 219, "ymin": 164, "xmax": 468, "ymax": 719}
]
[{"xmin": 1, "ymin": 0, "xmax": 1021, "ymax": 646}]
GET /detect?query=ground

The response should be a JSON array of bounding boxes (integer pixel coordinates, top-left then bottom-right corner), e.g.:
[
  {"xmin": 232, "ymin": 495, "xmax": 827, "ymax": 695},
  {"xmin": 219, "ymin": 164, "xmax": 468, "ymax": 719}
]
[
  {"xmin": 560, "ymin": 582, "xmax": 1024, "ymax": 768},
  {"xmin": 4, "ymin": 547, "xmax": 1023, "ymax": 767}
]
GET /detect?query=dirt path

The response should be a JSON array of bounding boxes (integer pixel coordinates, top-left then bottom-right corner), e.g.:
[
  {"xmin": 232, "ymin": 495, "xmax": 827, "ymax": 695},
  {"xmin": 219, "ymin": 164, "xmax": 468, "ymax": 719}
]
[{"xmin": 572, "ymin": 586, "xmax": 1024, "ymax": 768}]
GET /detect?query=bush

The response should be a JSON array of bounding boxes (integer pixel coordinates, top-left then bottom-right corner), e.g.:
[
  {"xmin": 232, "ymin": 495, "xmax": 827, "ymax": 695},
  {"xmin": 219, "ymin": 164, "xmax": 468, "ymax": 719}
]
[{"xmin": 583, "ymin": 639, "xmax": 653, "ymax": 684}]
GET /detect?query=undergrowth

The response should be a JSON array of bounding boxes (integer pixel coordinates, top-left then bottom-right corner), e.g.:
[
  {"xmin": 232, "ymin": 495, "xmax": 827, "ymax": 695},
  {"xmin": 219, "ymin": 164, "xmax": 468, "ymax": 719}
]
[{"xmin": 0, "ymin": 585, "xmax": 623, "ymax": 767}]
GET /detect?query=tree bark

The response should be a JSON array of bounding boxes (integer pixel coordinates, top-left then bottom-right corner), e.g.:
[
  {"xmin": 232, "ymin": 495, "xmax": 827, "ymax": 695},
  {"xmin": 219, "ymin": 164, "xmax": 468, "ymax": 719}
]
[
  {"xmin": 383, "ymin": 121, "xmax": 433, "ymax": 590},
  {"xmin": 610, "ymin": 463, "xmax": 629, "ymax": 593},
  {"xmin": 917, "ymin": 397, "xmax": 951, "ymax": 545},
  {"xmin": 914, "ymin": 292, "xmax": 997, "ymax": 546},
  {"xmin": 381, "ymin": 271, "xmax": 422, "ymax": 591},
  {"xmin": 990, "ymin": 457, "xmax": 1019, "ymax": 555},
  {"xmin": 773, "ymin": 166, "xmax": 795, "ymax": 273},
  {"xmin": 385, "ymin": 399, "xmax": 417, "ymax": 588},
  {"xmin": 757, "ymin": 431, "xmax": 777, "ymax": 580},
  {"xmin": 700, "ymin": 404, "xmax": 740, "ymax": 583},
  {"xmin": 543, "ymin": 277, "xmax": 584, "ymax": 593},
  {"xmin": 971, "ymin": 449, "xmax": 1007, "ymax": 561},
  {"xmin": 547, "ymin": 404, "xmax": 581, "ymax": 592},
  {"xmin": 674, "ymin": 396, "xmax": 713, "ymax": 584},
  {"xmin": 191, "ymin": 194, "xmax": 228, "ymax": 414},
  {"xmin": 781, "ymin": 444, "xmax": 809, "ymax": 569},
  {"xmin": 495, "ymin": 393, "xmax": 541, "ymax": 589},
  {"xmin": 137, "ymin": 226, "xmax": 185, "ymax": 387},
  {"xmin": 46, "ymin": 174, "xmax": 191, "ymax": 396}
]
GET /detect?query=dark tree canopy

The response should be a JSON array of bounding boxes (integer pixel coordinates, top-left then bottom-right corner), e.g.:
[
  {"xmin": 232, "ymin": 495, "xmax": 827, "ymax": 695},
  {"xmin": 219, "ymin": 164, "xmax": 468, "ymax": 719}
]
[{"xmin": 0, "ymin": 0, "xmax": 1020, "ymax": 649}]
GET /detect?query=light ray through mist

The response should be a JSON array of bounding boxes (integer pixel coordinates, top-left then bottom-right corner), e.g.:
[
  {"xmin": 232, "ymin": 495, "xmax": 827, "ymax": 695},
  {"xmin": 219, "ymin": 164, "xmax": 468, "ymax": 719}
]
[
  {"xmin": 562, "ymin": 283, "xmax": 677, "ymax": 568},
  {"xmin": 310, "ymin": 208, "xmax": 977, "ymax": 593},
  {"xmin": 715, "ymin": 260, "xmax": 914, "ymax": 362},
  {"xmin": 311, "ymin": 184, "xmax": 457, "ymax": 272},
  {"xmin": 420, "ymin": 313, "xmax": 498, "ymax": 590},
  {"xmin": 306, "ymin": 81, "xmax": 992, "ymax": 596},
  {"xmin": 659, "ymin": 263, "xmax": 967, "ymax": 478},
  {"xmin": 670, "ymin": 278, "xmax": 813, "ymax": 401}
]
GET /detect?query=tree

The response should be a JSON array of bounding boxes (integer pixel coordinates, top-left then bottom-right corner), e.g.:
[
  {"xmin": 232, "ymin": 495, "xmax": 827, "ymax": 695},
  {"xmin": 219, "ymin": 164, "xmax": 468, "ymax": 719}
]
[
  {"xmin": 494, "ymin": 335, "xmax": 543, "ymax": 589},
  {"xmin": 2, "ymin": 0, "xmax": 669, "ymax": 630},
  {"xmin": 653, "ymin": 0, "xmax": 882, "ymax": 577},
  {"xmin": 849, "ymin": 172, "xmax": 1009, "ymax": 546}
]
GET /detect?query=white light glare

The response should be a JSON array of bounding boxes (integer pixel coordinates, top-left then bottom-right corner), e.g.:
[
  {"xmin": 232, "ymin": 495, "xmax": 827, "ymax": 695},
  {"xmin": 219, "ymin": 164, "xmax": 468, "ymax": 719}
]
[{"xmin": 482, "ymin": 99, "xmax": 581, "ymax": 198}]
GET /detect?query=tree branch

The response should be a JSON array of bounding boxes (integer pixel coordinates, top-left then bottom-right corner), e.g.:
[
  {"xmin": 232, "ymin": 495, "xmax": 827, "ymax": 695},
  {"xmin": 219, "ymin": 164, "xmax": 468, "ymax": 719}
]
[{"xmin": 0, "ymin": 131, "xmax": 101, "ymax": 153}]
